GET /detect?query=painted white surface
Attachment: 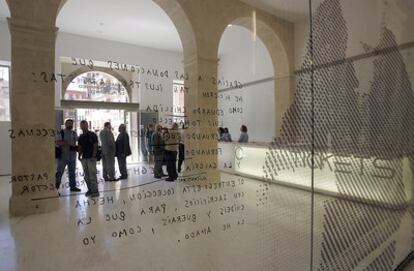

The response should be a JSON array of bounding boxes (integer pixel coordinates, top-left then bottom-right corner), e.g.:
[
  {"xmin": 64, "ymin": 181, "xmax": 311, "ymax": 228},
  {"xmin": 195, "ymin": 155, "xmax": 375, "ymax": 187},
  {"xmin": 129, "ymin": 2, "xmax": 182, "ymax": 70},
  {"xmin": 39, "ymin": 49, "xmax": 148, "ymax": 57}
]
[
  {"xmin": 218, "ymin": 26, "xmax": 275, "ymax": 143},
  {"xmin": 217, "ymin": 81, "xmax": 275, "ymax": 143},
  {"xmin": 218, "ymin": 26, "xmax": 274, "ymax": 83}
]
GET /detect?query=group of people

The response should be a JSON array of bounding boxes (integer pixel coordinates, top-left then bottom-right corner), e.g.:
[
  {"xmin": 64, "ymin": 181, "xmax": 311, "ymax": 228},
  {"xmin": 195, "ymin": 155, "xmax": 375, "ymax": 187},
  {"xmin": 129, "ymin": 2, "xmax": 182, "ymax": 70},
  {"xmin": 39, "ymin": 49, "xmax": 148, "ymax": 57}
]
[
  {"xmin": 55, "ymin": 119, "xmax": 131, "ymax": 197},
  {"xmin": 218, "ymin": 125, "xmax": 249, "ymax": 143},
  {"xmin": 145, "ymin": 123, "xmax": 185, "ymax": 182},
  {"xmin": 55, "ymin": 120, "xmax": 247, "ymax": 196}
]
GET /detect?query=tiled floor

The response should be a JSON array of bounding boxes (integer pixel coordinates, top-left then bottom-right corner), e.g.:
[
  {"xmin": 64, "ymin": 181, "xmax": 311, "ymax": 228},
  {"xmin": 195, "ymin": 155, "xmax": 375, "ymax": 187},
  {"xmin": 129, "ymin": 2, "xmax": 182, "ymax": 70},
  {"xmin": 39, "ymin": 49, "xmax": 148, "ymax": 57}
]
[{"xmin": 0, "ymin": 163, "xmax": 412, "ymax": 271}]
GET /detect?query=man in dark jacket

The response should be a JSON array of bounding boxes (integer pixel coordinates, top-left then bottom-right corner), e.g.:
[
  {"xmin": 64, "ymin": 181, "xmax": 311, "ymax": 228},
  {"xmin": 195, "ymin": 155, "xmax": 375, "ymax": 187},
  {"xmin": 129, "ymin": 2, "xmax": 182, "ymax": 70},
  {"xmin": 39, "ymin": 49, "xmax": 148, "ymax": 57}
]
[
  {"xmin": 152, "ymin": 124, "xmax": 165, "ymax": 178},
  {"xmin": 115, "ymin": 124, "xmax": 131, "ymax": 180},
  {"xmin": 78, "ymin": 120, "xmax": 99, "ymax": 197}
]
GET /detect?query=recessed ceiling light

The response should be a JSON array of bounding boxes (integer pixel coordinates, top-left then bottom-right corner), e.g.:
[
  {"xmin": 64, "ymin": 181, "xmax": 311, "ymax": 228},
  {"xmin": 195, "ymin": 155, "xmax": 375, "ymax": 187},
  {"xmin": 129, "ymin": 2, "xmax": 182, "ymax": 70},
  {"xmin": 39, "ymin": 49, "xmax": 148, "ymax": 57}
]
[{"xmin": 228, "ymin": 24, "xmax": 233, "ymax": 27}]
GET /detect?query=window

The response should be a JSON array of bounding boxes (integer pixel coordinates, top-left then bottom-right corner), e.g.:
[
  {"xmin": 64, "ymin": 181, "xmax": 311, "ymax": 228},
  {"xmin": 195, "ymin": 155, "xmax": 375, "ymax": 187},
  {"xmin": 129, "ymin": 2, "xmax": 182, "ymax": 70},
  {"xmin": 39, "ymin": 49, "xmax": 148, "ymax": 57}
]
[
  {"xmin": 64, "ymin": 71, "xmax": 128, "ymax": 102},
  {"xmin": 172, "ymin": 80, "xmax": 185, "ymax": 123},
  {"xmin": 0, "ymin": 65, "xmax": 10, "ymax": 121}
]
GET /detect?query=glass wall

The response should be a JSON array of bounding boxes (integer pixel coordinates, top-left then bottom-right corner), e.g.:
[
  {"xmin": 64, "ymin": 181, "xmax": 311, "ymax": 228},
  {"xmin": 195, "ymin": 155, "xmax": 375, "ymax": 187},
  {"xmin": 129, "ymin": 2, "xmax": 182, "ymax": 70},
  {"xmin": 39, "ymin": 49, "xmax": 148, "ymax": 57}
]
[
  {"xmin": 1, "ymin": 0, "xmax": 413, "ymax": 270},
  {"xmin": 310, "ymin": 0, "xmax": 413, "ymax": 269}
]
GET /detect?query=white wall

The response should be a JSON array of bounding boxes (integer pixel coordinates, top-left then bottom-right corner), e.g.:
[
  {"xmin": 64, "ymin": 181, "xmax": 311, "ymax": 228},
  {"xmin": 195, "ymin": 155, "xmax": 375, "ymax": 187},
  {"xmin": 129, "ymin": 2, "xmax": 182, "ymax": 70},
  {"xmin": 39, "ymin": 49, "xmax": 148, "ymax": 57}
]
[{"xmin": 218, "ymin": 25, "xmax": 275, "ymax": 143}]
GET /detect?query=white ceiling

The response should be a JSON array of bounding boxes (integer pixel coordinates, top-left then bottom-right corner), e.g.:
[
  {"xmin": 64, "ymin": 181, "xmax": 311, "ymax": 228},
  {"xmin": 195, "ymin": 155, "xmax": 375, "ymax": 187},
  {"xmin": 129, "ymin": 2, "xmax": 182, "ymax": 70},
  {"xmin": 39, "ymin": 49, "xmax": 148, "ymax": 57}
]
[
  {"xmin": 0, "ymin": 0, "xmax": 307, "ymax": 53},
  {"xmin": 56, "ymin": 0, "xmax": 183, "ymax": 52}
]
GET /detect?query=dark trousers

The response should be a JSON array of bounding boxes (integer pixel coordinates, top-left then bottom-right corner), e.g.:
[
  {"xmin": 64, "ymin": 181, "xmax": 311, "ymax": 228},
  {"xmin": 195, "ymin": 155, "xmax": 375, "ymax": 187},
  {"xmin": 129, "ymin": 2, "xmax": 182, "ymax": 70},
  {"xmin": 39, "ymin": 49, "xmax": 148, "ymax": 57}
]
[
  {"xmin": 178, "ymin": 143, "xmax": 185, "ymax": 172},
  {"xmin": 117, "ymin": 156, "xmax": 128, "ymax": 178},
  {"xmin": 55, "ymin": 156, "xmax": 77, "ymax": 190},
  {"xmin": 165, "ymin": 150, "xmax": 178, "ymax": 180},
  {"xmin": 153, "ymin": 150, "xmax": 164, "ymax": 177}
]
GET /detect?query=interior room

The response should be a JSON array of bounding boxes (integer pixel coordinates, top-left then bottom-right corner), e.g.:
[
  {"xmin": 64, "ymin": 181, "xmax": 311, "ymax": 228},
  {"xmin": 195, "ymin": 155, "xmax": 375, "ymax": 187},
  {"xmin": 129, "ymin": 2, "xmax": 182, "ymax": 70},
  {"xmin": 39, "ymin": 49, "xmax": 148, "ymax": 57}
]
[{"xmin": 0, "ymin": 0, "xmax": 413, "ymax": 270}]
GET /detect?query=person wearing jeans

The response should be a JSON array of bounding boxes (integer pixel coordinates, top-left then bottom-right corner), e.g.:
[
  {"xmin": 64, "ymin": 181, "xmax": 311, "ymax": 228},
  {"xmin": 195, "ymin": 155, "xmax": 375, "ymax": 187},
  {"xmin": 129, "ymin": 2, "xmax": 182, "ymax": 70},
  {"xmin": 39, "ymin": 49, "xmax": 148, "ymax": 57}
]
[
  {"xmin": 78, "ymin": 120, "xmax": 99, "ymax": 197},
  {"xmin": 55, "ymin": 119, "xmax": 81, "ymax": 193}
]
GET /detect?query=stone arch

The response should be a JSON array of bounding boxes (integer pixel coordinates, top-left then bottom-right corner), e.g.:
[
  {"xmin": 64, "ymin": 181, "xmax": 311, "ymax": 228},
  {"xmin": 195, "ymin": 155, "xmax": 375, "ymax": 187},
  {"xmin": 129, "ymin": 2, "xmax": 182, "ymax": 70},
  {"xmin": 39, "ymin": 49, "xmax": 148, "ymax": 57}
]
[
  {"xmin": 218, "ymin": 14, "xmax": 294, "ymax": 138},
  {"xmin": 62, "ymin": 67, "xmax": 132, "ymax": 101}
]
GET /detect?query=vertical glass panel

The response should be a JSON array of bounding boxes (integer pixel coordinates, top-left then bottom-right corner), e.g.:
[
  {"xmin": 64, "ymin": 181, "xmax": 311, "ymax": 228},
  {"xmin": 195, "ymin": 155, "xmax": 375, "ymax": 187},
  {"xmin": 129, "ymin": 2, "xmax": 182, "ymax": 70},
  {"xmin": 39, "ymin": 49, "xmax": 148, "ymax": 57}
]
[
  {"xmin": 310, "ymin": 0, "xmax": 414, "ymax": 270},
  {"xmin": 4, "ymin": 0, "xmax": 413, "ymax": 270}
]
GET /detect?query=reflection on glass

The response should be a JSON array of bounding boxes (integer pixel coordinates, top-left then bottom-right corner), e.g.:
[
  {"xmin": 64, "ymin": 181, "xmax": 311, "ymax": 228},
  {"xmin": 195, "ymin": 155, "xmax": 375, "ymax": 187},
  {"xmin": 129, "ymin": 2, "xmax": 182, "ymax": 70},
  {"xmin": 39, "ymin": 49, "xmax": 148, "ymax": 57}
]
[
  {"xmin": 65, "ymin": 71, "xmax": 128, "ymax": 102},
  {"xmin": 0, "ymin": 66, "xmax": 10, "ymax": 121}
]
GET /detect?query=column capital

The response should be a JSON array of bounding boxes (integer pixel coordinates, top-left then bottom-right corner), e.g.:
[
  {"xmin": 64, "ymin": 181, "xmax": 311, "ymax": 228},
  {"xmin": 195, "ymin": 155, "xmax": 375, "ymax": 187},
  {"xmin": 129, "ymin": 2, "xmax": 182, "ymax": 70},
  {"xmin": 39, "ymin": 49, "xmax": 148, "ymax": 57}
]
[
  {"xmin": 8, "ymin": 17, "xmax": 58, "ymax": 52},
  {"xmin": 8, "ymin": 17, "xmax": 58, "ymax": 34}
]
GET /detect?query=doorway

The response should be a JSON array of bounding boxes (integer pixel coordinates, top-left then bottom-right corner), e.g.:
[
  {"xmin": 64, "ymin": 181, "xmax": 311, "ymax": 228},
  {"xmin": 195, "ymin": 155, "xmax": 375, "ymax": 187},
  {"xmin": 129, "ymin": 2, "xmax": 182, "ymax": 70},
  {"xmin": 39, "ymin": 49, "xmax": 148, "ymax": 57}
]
[{"xmin": 58, "ymin": 107, "xmax": 139, "ymax": 163}]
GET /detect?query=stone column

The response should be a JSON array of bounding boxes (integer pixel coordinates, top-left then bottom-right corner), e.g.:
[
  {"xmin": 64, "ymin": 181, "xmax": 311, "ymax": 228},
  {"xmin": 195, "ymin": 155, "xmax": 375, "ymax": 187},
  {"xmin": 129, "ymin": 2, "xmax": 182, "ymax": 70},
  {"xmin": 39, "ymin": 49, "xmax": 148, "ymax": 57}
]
[
  {"xmin": 182, "ymin": 54, "xmax": 220, "ymax": 183},
  {"xmin": 8, "ymin": 17, "xmax": 60, "ymax": 216}
]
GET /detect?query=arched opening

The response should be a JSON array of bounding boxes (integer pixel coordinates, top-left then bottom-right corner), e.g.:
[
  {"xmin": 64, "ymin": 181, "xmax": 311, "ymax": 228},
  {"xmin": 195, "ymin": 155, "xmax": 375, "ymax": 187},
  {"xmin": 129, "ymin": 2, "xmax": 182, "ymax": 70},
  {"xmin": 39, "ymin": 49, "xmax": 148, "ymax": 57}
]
[
  {"xmin": 64, "ymin": 71, "xmax": 129, "ymax": 102},
  {"xmin": 55, "ymin": 0, "xmax": 191, "ymax": 177},
  {"xmin": 61, "ymin": 71, "xmax": 131, "ymax": 155},
  {"xmin": 227, "ymin": 17, "xmax": 292, "ymax": 140},
  {"xmin": 218, "ymin": 24, "xmax": 275, "ymax": 143},
  {"xmin": 216, "ymin": 16, "xmax": 293, "ymax": 177},
  {"xmin": 62, "ymin": 68, "xmax": 132, "ymax": 101}
]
